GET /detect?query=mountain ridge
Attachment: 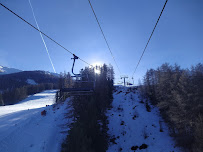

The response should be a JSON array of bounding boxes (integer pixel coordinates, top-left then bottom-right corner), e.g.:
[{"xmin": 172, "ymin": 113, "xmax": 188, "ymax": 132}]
[
  {"xmin": 0, "ymin": 70, "xmax": 59, "ymax": 91},
  {"xmin": 0, "ymin": 65, "xmax": 22, "ymax": 75},
  {"xmin": 0, "ymin": 65, "xmax": 59, "ymax": 77}
]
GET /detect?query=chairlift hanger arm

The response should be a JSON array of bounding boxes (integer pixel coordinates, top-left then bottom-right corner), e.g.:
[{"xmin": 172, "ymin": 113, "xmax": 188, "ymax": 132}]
[{"xmin": 71, "ymin": 54, "xmax": 80, "ymax": 76}]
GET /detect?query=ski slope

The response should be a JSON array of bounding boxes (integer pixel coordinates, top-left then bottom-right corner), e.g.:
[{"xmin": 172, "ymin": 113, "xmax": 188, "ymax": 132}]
[
  {"xmin": 107, "ymin": 87, "xmax": 182, "ymax": 152},
  {"xmin": 0, "ymin": 90, "xmax": 72, "ymax": 152}
]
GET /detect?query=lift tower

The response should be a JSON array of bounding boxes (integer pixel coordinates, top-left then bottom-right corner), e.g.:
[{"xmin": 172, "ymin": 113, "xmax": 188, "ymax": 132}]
[{"xmin": 121, "ymin": 75, "xmax": 128, "ymax": 86}]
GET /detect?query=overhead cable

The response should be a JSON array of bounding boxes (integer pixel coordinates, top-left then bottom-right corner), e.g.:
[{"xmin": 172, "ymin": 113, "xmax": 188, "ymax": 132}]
[
  {"xmin": 0, "ymin": 2, "xmax": 93, "ymax": 67},
  {"xmin": 132, "ymin": 0, "xmax": 168, "ymax": 77},
  {"xmin": 88, "ymin": 0, "xmax": 121, "ymax": 75},
  {"xmin": 28, "ymin": 0, "xmax": 56, "ymax": 73}
]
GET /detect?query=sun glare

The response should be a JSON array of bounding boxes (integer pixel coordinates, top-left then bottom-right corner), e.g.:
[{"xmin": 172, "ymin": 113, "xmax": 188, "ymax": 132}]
[
  {"xmin": 92, "ymin": 62, "xmax": 102, "ymax": 67},
  {"xmin": 92, "ymin": 62, "xmax": 102, "ymax": 74},
  {"xmin": 95, "ymin": 69, "xmax": 100, "ymax": 74}
]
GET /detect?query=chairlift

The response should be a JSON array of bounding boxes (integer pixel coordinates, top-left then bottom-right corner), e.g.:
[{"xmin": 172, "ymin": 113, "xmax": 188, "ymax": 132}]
[
  {"xmin": 127, "ymin": 82, "xmax": 133, "ymax": 86},
  {"xmin": 58, "ymin": 54, "xmax": 95, "ymax": 98}
]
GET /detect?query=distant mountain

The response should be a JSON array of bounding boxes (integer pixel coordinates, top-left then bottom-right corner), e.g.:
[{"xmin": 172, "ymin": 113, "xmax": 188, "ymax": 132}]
[
  {"xmin": 44, "ymin": 71, "xmax": 60, "ymax": 77},
  {"xmin": 0, "ymin": 71, "xmax": 59, "ymax": 91},
  {"xmin": 0, "ymin": 65, "xmax": 22, "ymax": 75},
  {"xmin": 0, "ymin": 65, "xmax": 60, "ymax": 77}
]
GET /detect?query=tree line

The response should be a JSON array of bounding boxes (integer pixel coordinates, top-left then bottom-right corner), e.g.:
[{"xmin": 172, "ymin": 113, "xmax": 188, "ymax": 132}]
[
  {"xmin": 139, "ymin": 63, "xmax": 203, "ymax": 152},
  {"xmin": 0, "ymin": 83, "xmax": 58, "ymax": 105},
  {"xmin": 0, "ymin": 71, "xmax": 59, "ymax": 106},
  {"xmin": 61, "ymin": 64, "xmax": 114, "ymax": 152},
  {"xmin": 0, "ymin": 71, "xmax": 58, "ymax": 91}
]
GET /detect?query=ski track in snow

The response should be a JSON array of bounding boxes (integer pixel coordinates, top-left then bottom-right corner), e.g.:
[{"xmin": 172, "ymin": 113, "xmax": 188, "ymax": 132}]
[
  {"xmin": 107, "ymin": 87, "xmax": 182, "ymax": 152},
  {"xmin": 0, "ymin": 90, "xmax": 72, "ymax": 152}
]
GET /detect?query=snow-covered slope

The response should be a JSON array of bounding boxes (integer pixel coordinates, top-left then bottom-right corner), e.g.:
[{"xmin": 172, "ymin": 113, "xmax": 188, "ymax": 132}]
[
  {"xmin": 0, "ymin": 90, "xmax": 72, "ymax": 152},
  {"xmin": 26, "ymin": 79, "xmax": 38, "ymax": 85},
  {"xmin": 107, "ymin": 87, "xmax": 182, "ymax": 152},
  {"xmin": 0, "ymin": 65, "xmax": 22, "ymax": 75}
]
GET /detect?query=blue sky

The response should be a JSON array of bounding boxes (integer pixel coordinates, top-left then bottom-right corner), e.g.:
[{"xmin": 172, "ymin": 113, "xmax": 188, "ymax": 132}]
[{"xmin": 0, "ymin": 0, "xmax": 202, "ymax": 84}]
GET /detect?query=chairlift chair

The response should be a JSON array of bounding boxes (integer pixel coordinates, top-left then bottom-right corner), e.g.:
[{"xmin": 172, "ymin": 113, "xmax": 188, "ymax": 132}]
[{"xmin": 59, "ymin": 54, "xmax": 95, "ymax": 96}]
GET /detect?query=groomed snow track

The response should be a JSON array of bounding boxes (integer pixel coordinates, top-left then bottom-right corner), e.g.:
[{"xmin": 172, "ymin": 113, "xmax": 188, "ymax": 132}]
[{"xmin": 0, "ymin": 90, "xmax": 72, "ymax": 152}]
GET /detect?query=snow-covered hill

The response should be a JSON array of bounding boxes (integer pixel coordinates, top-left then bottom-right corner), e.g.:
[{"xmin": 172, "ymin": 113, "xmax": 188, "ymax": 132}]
[
  {"xmin": 0, "ymin": 65, "xmax": 22, "ymax": 75},
  {"xmin": 107, "ymin": 87, "xmax": 182, "ymax": 152},
  {"xmin": 0, "ymin": 90, "xmax": 72, "ymax": 152},
  {"xmin": 0, "ymin": 87, "xmax": 183, "ymax": 152}
]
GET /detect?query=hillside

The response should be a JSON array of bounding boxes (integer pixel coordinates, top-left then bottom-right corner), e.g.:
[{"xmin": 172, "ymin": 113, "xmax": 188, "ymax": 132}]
[
  {"xmin": 0, "ymin": 87, "xmax": 182, "ymax": 152},
  {"xmin": 0, "ymin": 90, "xmax": 72, "ymax": 152},
  {"xmin": 107, "ymin": 87, "xmax": 182, "ymax": 151},
  {"xmin": 0, "ymin": 71, "xmax": 59, "ymax": 91}
]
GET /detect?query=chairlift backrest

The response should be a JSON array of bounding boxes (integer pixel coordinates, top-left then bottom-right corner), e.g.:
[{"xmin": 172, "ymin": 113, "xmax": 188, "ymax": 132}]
[{"xmin": 58, "ymin": 54, "xmax": 95, "ymax": 97}]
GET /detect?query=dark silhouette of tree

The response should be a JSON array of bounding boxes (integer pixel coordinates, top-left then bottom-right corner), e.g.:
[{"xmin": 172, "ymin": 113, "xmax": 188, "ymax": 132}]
[
  {"xmin": 61, "ymin": 64, "xmax": 114, "ymax": 152},
  {"xmin": 139, "ymin": 63, "xmax": 203, "ymax": 151}
]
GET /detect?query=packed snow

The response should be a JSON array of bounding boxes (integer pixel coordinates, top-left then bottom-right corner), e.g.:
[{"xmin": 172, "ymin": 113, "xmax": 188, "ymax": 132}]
[
  {"xmin": 26, "ymin": 79, "xmax": 38, "ymax": 85},
  {"xmin": 0, "ymin": 90, "xmax": 72, "ymax": 152},
  {"xmin": 107, "ymin": 87, "xmax": 182, "ymax": 152}
]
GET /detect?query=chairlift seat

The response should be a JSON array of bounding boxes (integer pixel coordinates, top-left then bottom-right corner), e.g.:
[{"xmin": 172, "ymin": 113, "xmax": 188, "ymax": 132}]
[
  {"xmin": 57, "ymin": 54, "xmax": 95, "ymax": 97},
  {"xmin": 60, "ymin": 87, "xmax": 94, "ymax": 93}
]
